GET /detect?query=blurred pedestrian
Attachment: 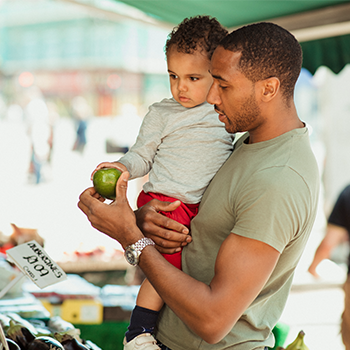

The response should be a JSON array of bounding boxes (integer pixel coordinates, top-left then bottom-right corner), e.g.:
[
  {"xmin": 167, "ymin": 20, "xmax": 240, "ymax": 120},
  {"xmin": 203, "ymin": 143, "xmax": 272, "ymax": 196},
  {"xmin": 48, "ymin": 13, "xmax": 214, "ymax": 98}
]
[
  {"xmin": 71, "ymin": 96, "xmax": 92, "ymax": 153},
  {"xmin": 26, "ymin": 96, "xmax": 52, "ymax": 184}
]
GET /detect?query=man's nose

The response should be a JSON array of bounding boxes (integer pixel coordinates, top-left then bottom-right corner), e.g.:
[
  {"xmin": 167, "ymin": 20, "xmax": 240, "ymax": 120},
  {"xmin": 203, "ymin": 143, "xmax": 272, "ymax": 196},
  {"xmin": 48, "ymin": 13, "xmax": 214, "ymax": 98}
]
[{"xmin": 207, "ymin": 83, "xmax": 220, "ymax": 105}]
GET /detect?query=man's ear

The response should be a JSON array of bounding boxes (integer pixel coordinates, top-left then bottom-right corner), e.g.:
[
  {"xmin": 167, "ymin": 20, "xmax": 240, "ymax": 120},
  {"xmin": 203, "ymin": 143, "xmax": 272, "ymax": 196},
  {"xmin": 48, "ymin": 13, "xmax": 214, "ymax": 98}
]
[{"xmin": 260, "ymin": 77, "xmax": 280, "ymax": 102}]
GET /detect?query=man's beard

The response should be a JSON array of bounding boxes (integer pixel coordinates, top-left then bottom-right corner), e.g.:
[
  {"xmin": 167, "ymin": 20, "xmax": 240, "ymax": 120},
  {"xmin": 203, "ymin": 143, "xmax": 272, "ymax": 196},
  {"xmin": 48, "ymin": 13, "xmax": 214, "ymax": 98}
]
[{"xmin": 219, "ymin": 93, "xmax": 261, "ymax": 134}]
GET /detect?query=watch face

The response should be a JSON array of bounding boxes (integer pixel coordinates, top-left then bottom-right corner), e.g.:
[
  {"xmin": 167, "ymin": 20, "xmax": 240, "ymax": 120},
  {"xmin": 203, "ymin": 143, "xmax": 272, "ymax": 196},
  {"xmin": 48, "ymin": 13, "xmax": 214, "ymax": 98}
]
[
  {"xmin": 124, "ymin": 238, "xmax": 154, "ymax": 266},
  {"xmin": 125, "ymin": 248, "xmax": 138, "ymax": 266}
]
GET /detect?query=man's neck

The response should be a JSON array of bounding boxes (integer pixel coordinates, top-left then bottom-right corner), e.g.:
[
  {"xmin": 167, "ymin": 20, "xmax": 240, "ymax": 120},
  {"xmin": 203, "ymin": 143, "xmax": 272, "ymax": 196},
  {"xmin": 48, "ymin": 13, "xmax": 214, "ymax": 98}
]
[{"xmin": 248, "ymin": 105, "xmax": 303, "ymax": 144}]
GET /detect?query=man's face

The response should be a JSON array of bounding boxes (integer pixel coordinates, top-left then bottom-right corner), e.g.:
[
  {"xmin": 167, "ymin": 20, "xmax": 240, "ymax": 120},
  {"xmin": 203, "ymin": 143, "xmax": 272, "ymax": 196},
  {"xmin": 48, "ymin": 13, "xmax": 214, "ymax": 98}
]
[
  {"xmin": 207, "ymin": 46, "xmax": 262, "ymax": 134},
  {"xmin": 167, "ymin": 48, "xmax": 213, "ymax": 108}
]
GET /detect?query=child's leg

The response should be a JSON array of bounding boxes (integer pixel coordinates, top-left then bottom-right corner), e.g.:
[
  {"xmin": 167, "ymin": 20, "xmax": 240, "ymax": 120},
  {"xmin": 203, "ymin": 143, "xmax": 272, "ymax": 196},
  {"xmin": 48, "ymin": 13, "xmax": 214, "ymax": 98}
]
[
  {"xmin": 125, "ymin": 278, "xmax": 163, "ymax": 342},
  {"xmin": 125, "ymin": 191, "xmax": 199, "ymax": 344},
  {"xmin": 137, "ymin": 278, "xmax": 164, "ymax": 310}
]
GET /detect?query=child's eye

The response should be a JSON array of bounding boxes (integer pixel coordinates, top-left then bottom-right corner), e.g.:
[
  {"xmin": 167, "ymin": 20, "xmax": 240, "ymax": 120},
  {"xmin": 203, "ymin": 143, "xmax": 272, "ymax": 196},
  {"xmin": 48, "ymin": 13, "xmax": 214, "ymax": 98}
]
[
  {"xmin": 169, "ymin": 74, "xmax": 178, "ymax": 79},
  {"xmin": 190, "ymin": 77, "xmax": 199, "ymax": 81}
]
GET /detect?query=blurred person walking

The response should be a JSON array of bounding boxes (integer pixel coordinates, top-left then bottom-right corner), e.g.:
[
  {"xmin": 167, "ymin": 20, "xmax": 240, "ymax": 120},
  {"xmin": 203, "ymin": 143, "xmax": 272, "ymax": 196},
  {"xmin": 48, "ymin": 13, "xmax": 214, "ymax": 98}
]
[
  {"xmin": 72, "ymin": 96, "xmax": 92, "ymax": 154},
  {"xmin": 26, "ymin": 94, "xmax": 53, "ymax": 184}
]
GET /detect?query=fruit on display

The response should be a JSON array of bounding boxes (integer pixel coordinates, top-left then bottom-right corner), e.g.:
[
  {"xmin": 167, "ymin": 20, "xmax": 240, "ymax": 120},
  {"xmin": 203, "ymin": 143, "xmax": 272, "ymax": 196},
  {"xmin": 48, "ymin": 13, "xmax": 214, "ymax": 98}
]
[
  {"xmin": 6, "ymin": 313, "xmax": 38, "ymax": 336},
  {"xmin": 55, "ymin": 332, "xmax": 89, "ymax": 350},
  {"xmin": 282, "ymin": 330, "xmax": 309, "ymax": 350},
  {"xmin": 0, "ymin": 313, "xmax": 11, "ymax": 328},
  {"xmin": 6, "ymin": 320, "xmax": 36, "ymax": 350},
  {"xmin": 0, "ymin": 313, "xmax": 100, "ymax": 350},
  {"xmin": 27, "ymin": 336, "xmax": 64, "ymax": 350},
  {"xmin": 60, "ymin": 337, "xmax": 89, "ymax": 350},
  {"xmin": 5, "ymin": 339, "xmax": 21, "ymax": 350},
  {"xmin": 92, "ymin": 168, "xmax": 122, "ymax": 200}
]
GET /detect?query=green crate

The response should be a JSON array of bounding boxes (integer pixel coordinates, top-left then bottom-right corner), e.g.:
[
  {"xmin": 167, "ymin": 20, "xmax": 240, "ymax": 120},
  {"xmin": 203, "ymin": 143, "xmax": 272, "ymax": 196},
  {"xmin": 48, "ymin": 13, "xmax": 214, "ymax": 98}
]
[{"xmin": 75, "ymin": 321, "xmax": 129, "ymax": 350}]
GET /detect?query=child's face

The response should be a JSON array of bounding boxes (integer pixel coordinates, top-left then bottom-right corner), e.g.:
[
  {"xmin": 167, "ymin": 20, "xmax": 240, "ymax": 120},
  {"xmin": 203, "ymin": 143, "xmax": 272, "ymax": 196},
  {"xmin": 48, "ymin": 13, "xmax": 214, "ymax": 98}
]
[{"xmin": 167, "ymin": 48, "xmax": 213, "ymax": 108}]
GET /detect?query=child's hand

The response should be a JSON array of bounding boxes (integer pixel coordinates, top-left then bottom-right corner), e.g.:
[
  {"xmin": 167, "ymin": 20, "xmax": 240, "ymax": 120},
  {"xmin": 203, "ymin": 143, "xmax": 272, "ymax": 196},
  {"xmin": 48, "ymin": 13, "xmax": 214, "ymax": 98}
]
[{"xmin": 90, "ymin": 161, "xmax": 128, "ymax": 180}]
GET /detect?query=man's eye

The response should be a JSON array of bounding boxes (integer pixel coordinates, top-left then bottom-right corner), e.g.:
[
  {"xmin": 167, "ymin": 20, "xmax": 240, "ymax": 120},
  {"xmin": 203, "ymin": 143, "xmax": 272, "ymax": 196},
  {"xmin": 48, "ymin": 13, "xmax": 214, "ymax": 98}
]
[{"xmin": 219, "ymin": 85, "xmax": 227, "ymax": 90}]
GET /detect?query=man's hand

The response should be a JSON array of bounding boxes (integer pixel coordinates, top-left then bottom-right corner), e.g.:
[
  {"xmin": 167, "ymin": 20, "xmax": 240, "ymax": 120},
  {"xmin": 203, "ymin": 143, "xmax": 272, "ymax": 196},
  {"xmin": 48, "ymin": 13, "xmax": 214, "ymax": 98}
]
[
  {"xmin": 78, "ymin": 171, "xmax": 143, "ymax": 249},
  {"xmin": 136, "ymin": 199, "xmax": 192, "ymax": 254}
]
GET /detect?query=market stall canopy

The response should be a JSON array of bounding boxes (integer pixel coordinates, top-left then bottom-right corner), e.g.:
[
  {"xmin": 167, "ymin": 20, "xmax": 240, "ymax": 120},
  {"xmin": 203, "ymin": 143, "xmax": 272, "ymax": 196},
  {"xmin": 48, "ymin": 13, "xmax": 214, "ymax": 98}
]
[{"xmin": 111, "ymin": 0, "xmax": 350, "ymax": 74}]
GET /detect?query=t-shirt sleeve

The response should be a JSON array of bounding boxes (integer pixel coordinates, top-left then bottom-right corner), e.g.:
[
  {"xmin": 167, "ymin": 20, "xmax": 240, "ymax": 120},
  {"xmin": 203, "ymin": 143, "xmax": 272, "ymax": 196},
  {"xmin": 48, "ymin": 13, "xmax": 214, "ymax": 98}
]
[
  {"xmin": 118, "ymin": 105, "xmax": 164, "ymax": 179},
  {"xmin": 232, "ymin": 166, "xmax": 312, "ymax": 253}
]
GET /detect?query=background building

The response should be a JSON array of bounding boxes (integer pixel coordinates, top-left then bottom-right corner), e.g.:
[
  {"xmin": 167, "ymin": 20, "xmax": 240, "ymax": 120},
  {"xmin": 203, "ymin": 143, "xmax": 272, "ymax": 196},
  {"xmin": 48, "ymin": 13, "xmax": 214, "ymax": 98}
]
[{"xmin": 0, "ymin": 0, "xmax": 171, "ymax": 118}]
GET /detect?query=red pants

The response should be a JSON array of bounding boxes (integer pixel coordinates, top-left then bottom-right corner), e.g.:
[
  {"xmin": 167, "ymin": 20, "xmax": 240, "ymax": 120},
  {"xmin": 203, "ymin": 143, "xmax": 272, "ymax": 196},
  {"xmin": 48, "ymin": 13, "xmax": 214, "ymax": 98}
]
[{"xmin": 137, "ymin": 191, "xmax": 199, "ymax": 270}]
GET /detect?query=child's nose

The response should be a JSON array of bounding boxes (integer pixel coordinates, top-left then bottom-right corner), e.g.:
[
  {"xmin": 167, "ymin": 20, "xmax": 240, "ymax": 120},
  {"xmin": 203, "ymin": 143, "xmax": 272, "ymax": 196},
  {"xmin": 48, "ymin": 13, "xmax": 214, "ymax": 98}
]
[{"xmin": 177, "ymin": 80, "xmax": 187, "ymax": 92}]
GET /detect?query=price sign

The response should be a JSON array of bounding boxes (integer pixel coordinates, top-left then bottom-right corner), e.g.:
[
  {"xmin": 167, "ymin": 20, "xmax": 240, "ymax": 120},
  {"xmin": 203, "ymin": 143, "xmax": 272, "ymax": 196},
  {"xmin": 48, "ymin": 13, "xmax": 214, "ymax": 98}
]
[{"xmin": 6, "ymin": 240, "xmax": 67, "ymax": 289}]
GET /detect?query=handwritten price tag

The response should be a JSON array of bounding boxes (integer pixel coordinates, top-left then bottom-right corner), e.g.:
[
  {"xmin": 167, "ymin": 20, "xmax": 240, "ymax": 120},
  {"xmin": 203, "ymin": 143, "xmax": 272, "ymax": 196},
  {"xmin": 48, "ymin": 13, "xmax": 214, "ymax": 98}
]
[{"xmin": 6, "ymin": 240, "xmax": 67, "ymax": 289}]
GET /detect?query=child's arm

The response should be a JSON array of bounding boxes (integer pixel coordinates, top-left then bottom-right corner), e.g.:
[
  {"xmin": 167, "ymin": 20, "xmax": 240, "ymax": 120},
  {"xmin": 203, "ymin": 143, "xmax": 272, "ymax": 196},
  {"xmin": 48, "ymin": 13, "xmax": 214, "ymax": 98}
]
[
  {"xmin": 117, "ymin": 104, "xmax": 164, "ymax": 178},
  {"xmin": 90, "ymin": 161, "xmax": 128, "ymax": 180}
]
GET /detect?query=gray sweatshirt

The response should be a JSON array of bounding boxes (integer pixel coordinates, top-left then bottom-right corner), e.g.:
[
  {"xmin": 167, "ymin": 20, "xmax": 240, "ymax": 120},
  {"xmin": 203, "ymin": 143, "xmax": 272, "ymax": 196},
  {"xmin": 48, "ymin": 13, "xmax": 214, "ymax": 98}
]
[{"xmin": 118, "ymin": 98, "xmax": 234, "ymax": 204}]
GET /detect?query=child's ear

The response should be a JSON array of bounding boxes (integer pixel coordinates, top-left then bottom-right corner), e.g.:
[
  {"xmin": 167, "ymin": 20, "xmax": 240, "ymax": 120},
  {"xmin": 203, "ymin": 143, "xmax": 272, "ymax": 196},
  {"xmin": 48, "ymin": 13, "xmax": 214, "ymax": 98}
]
[{"xmin": 260, "ymin": 77, "xmax": 280, "ymax": 102}]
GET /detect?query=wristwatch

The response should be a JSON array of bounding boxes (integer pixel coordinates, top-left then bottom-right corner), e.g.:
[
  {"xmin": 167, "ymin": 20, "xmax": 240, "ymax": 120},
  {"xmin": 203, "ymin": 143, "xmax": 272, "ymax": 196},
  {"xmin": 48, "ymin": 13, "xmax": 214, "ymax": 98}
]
[{"xmin": 124, "ymin": 237, "xmax": 155, "ymax": 266}]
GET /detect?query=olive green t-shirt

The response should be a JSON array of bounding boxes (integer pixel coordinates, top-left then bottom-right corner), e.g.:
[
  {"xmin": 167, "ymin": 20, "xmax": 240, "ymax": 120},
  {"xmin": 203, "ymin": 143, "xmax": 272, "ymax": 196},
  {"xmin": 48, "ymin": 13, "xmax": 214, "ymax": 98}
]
[{"xmin": 156, "ymin": 127, "xmax": 320, "ymax": 350}]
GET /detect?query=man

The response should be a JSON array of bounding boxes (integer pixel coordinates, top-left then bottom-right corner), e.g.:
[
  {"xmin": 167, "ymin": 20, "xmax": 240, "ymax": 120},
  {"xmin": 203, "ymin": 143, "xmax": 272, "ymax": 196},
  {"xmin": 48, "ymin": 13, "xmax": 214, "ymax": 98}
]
[
  {"xmin": 308, "ymin": 184, "xmax": 350, "ymax": 349},
  {"xmin": 78, "ymin": 22, "xmax": 320, "ymax": 349}
]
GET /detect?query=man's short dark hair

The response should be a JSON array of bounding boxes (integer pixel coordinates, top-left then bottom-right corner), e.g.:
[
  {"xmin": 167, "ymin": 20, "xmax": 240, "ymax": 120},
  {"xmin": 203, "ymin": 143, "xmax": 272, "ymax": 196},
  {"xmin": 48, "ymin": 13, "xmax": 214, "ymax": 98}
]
[
  {"xmin": 165, "ymin": 15, "xmax": 228, "ymax": 60},
  {"xmin": 220, "ymin": 22, "xmax": 302, "ymax": 100}
]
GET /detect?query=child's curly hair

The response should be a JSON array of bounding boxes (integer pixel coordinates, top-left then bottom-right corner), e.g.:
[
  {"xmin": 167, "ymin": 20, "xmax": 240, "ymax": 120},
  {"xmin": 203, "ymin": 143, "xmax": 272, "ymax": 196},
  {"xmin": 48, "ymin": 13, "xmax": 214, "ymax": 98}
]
[{"xmin": 165, "ymin": 15, "xmax": 228, "ymax": 60}]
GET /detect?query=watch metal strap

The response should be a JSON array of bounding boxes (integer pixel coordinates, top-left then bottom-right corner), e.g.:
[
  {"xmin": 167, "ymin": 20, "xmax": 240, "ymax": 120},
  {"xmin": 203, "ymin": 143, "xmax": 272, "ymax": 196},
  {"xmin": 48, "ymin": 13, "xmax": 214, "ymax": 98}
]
[{"xmin": 132, "ymin": 237, "xmax": 155, "ymax": 251}]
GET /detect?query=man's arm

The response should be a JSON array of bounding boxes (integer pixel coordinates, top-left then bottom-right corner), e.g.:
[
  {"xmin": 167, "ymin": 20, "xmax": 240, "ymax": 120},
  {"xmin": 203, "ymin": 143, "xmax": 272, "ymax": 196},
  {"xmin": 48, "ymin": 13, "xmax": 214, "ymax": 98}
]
[
  {"xmin": 308, "ymin": 224, "xmax": 348, "ymax": 277},
  {"xmin": 78, "ymin": 173, "xmax": 280, "ymax": 343},
  {"xmin": 140, "ymin": 231, "xmax": 279, "ymax": 343}
]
